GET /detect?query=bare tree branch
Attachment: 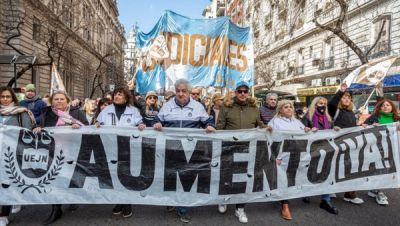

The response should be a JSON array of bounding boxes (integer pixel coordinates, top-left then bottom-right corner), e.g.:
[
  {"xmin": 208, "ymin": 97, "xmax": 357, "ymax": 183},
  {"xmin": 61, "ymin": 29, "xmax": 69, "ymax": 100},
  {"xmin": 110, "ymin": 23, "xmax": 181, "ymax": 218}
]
[
  {"xmin": 313, "ymin": 0, "xmax": 369, "ymax": 64},
  {"xmin": 365, "ymin": 20, "xmax": 386, "ymax": 56}
]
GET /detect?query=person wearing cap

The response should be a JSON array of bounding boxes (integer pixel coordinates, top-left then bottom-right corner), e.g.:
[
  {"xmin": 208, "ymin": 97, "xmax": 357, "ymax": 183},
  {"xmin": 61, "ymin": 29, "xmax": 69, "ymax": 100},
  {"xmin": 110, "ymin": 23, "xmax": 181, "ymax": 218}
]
[
  {"xmin": 207, "ymin": 93, "xmax": 224, "ymax": 123},
  {"xmin": 153, "ymin": 78, "xmax": 215, "ymax": 223},
  {"xmin": 216, "ymin": 81, "xmax": 264, "ymax": 224},
  {"xmin": 140, "ymin": 91, "xmax": 160, "ymax": 126},
  {"xmin": 328, "ymin": 82, "xmax": 364, "ymax": 205},
  {"xmin": 19, "ymin": 84, "xmax": 47, "ymax": 125}
]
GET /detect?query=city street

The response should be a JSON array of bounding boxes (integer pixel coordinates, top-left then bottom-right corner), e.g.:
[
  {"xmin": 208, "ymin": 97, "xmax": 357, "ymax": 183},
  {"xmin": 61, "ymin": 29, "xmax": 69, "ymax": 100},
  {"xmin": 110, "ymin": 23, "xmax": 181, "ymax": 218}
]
[{"xmin": 8, "ymin": 189, "xmax": 400, "ymax": 226}]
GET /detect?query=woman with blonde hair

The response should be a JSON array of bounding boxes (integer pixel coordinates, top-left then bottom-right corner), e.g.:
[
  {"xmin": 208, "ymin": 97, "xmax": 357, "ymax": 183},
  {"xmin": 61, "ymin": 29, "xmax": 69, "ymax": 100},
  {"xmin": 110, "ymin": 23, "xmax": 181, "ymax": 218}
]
[
  {"xmin": 83, "ymin": 99, "xmax": 96, "ymax": 124},
  {"xmin": 301, "ymin": 96, "xmax": 338, "ymax": 214},
  {"xmin": 267, "ymin": 99, "xmax": 311, "ymax": 220},
  {"xmin": 34, "ymin": 90, "xmax": 89, "ymax": 225}
]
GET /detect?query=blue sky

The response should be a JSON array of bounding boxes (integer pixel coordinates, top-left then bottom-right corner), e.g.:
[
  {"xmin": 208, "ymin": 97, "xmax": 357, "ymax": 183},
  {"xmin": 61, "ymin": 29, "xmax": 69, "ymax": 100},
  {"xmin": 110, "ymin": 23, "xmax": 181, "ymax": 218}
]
[{"xmin": 117, "ymin": 0, "xmax": 210, "ymax": 34}]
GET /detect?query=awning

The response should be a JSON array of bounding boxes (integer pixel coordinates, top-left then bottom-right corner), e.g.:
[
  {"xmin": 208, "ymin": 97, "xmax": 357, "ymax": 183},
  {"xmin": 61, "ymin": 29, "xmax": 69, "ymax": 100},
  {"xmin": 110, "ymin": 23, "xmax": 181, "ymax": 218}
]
[{"xmin": 349, "ymin": 74, "xmax": 400, "ymax": 89}]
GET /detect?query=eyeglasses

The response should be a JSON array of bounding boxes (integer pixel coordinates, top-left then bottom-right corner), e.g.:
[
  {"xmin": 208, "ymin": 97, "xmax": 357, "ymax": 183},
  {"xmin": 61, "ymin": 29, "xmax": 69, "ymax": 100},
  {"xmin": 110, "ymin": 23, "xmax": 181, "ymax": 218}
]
[
  {"xmin": 191, "ymin": 92, "xmax": 200, "ymax": 95},
  {"xmin": 236, "ymin": 89, "xmax": 249, "ymax": 94},
  {"xmin": 1, "ymin": 95, "xmax": 12, "ymax": 99},
  {"xmin": 148, "ymin": 96, "xmax": 158, "ymax": 100}
]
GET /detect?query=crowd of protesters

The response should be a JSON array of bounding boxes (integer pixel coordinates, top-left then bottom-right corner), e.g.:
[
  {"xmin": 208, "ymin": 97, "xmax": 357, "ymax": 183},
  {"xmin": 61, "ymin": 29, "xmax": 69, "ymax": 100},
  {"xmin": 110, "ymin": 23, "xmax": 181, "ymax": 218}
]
[{"xmin": 0, "ymin": 79, "xmax": 397, "ymax": 225}]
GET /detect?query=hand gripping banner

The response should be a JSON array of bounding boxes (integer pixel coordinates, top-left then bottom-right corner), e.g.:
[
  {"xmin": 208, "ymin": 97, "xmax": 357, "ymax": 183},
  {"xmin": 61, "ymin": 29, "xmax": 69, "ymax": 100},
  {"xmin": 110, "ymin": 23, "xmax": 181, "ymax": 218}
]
[
  {"xmin": 135, "ymin": 10, "xmax": 254, "ymax": 94},
  {"xmin": 1, "ymin": 124, "xmax": 400, "ymax": 206}
]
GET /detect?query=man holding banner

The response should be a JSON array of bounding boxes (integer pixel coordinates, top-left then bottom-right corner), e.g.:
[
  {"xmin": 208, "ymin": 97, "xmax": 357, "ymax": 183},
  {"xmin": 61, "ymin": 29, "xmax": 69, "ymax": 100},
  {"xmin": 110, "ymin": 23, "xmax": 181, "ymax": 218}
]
[
  {"xmin": 216, "ymin": 81, "xmax": 264, "ymax": 224},
  {"xmin": 153, "ymin": 78, "xmax": 215, "ymax": 223}
]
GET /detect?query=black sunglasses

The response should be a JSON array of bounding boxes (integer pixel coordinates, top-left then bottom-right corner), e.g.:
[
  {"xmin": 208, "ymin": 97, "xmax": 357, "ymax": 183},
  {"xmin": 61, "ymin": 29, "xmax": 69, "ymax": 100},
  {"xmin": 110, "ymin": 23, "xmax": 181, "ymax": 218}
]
[{"xmin": 237, "ymin": 89, "xmax": 249, "ymax": 94}]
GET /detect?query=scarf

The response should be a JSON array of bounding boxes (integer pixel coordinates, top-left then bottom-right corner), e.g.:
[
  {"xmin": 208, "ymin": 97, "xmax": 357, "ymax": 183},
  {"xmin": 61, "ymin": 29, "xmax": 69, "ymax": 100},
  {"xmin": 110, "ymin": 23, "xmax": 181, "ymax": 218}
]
[
  {"xmin": 0, "ymin": 104, "xmax": 36, "ymax": 125},
  {"xmin": 52, "ymin": 107, "xmax": 83, "ymax": 126},
  {"xmin": 378, "ymin": 111, "xmax": 394, "ymax": 124},
  {"xmin": 312, "ymin": 110, "xmax": 330, "ymax": 129}
]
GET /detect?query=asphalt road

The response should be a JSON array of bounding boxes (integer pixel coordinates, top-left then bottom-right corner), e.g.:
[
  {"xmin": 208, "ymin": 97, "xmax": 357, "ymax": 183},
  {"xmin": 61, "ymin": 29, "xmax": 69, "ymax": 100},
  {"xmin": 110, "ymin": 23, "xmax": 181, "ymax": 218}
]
[{"xmin": 7, "ymin": 189, "xmax": 400, "ymax": 226}]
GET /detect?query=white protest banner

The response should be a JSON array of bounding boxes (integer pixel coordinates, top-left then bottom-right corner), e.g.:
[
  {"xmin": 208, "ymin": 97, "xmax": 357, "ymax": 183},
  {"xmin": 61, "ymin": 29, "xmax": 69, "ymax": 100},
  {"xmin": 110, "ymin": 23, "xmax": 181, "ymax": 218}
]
[{"xmin": 1, "ymin": 124, "xmax": 399, "ymax": 206}]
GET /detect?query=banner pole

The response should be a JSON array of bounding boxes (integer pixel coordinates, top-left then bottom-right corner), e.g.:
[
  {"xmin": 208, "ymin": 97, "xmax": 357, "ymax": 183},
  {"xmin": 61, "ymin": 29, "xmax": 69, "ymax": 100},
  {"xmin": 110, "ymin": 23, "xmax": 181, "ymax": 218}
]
[{"xmin": 359, "ymin": 88, "xmax": 376, "ymax": 111}]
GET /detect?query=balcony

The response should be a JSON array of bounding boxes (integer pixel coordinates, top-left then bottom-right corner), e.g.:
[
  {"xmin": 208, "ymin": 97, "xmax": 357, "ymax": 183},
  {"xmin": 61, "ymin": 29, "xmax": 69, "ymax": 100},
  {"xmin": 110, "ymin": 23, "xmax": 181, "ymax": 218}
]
[
  {"xmin": 319, "ymin": 56, "xmax": 335, "ymax": 70},
  {"xmin": 295, "ymin": 65, "xmax": 304, "ymax": 75}
]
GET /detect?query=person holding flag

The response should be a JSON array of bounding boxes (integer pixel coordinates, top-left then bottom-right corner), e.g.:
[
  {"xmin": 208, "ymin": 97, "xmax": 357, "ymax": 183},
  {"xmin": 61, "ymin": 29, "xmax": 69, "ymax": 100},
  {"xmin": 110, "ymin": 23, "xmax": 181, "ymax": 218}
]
[{"xmin": 328, "ymin": 82, "xmax": 364, "ymax": 205}]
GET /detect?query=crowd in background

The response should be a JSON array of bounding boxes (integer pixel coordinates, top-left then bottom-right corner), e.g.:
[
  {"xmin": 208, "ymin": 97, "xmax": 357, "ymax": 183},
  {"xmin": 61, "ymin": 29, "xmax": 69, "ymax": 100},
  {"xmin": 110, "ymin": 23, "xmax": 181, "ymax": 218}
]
[{"xmin": 0, "ymin": 79, "xmax": 397, "ymax": 225}]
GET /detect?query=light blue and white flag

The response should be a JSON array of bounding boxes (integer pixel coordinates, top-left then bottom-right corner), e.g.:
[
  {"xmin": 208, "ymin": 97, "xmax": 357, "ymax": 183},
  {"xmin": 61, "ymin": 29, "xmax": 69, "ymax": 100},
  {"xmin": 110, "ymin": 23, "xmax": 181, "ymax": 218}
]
[{"xmin": 135, "ymin": 10, "xmax": 254, "ymax": 94}]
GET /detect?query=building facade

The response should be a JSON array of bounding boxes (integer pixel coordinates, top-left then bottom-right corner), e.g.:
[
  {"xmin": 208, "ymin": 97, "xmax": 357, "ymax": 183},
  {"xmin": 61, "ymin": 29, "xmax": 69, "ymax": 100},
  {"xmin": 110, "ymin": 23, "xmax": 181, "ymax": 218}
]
[
  {"xmin": 0, "ymin": 0, "xmax": 126, "ymax": 99},
  {"xmin": 207, "ymin": 0, "xmax": 400, "ymax": 106},
  {"xmin": 203, "ymin": 0, "xmax": 227, "ymax": 18},
  {"xmin": 124, "ymin": 26, "xmax": 141, "ymax": 83}
]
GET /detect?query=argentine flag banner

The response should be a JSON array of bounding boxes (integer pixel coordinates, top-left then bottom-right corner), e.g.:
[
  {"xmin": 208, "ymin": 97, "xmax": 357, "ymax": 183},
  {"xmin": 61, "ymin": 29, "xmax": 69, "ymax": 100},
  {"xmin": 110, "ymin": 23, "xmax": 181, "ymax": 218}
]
[{"xmin": 135, "ymin": 10, "xmax": 254, "ymax": 94}]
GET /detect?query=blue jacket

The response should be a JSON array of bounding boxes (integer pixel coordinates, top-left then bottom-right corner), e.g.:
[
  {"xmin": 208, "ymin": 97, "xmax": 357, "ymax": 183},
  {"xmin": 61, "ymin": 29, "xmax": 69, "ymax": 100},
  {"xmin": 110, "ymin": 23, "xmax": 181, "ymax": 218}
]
[
  {"xmin": 20, "ymin": 97, "xmax": 47, "ymax": 125},
  {"xmin": 154, "ymin": 97, "xmax": 214, "ymax": 128}
]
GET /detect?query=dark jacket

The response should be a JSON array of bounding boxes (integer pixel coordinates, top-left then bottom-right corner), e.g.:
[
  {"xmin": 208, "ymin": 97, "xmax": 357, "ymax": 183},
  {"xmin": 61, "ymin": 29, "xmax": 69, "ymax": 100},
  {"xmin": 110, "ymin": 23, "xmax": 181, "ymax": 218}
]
[
  {"xmin": 298, "ymin": 114, "xmax": 313, "ymax": 128},
  {"xmin": 363, "ymin": 114, "xmax": 379, "ymax": 125},
  {"xmin": 300, "ymin": 113, "xmax": 332, "ymax": 129},
  {"xmin": 364, "ymin": 114, "xmax": 398, "ymax": 125},
  {"xmin": 40, "ymin": 106, "xmax": 89, "ymax": 127},
  {"xmin": 217, "ymin": 97, "xmax": 264, "ymax": 130},
  {"xmin": 20, "ymin": 97, "xmax": 47, "ymax": 125},
  {"xmin": 259, "ymin": 103, "xmax": 276, "ymax": 124},
  {"xmin": 139, "ymin": 104, "xmax": 159, "ymax": 127},
  {"xmin": 328, "ymin": 90, "xmax": 356, "ymax": 128}
]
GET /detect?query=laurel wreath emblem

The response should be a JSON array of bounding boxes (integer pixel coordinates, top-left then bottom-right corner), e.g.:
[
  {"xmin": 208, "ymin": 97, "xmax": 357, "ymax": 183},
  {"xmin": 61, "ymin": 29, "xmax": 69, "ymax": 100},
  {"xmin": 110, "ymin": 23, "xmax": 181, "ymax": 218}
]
[{"xmin": 4, "ymin": 146, "xmax": 65, "ymax": 194}]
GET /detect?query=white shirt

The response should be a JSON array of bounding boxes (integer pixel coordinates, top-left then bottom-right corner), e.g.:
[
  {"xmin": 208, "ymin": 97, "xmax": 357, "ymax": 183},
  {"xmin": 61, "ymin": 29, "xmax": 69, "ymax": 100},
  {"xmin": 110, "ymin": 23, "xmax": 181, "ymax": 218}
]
[{"xmin": 97, "ymin": 104, "xmax": 143, "ymax": 127}]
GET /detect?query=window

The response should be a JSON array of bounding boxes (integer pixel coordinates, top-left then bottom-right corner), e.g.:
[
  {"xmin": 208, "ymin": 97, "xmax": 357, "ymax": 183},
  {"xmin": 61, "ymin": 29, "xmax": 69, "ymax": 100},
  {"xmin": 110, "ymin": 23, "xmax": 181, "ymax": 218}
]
[
  {"xmin": 32, "ymin": 17, "xmax": 41, "ymax": 42},
  {"xmin": 62, "ymin": 52, "xmax": 74, "ymax": 96},
  {"xmin": 83, "ymin": 66, "xmax": 91, "ymax": 97},
  {"xmin": 370, "ymin": 15, "xmax": 391, "ymax": 57}
]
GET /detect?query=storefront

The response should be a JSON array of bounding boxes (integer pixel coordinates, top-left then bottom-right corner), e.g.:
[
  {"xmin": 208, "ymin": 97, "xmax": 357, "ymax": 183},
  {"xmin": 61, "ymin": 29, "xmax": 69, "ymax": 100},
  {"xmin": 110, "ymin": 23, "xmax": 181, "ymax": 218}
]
[{"xmin": 297, "ymin": 85, "xmax": 339, "ymax": 106}]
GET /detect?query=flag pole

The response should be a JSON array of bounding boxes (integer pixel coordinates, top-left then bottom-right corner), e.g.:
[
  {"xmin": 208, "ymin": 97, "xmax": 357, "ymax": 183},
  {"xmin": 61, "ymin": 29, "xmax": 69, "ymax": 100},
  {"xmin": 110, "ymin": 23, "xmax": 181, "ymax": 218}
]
[{"xmin": 359, "ymin": 88, "xmax": 376, "ymax": 112}]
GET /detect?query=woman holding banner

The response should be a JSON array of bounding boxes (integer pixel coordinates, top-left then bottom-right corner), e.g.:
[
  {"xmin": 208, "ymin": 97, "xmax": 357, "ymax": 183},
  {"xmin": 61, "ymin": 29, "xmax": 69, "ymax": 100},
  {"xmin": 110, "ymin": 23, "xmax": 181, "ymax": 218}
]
[
  {"xmin": 139, "ymin": 91, "xmax": 160, "ymax": 126},
  {"xmin": 302, "ymin": 96, "xmax": 339, "ymax": 214},
  {"xmin": 362, "ymin": 99, "xmax": 399, "ymax": 206},
  {"xmin": 0, "ymin": 86, "xmax": 36, "ymax": 226},
  {"xmin": 95, "ymin": 87, "xmax": 145, "ymax": 219},
  {"xmin": 34, "ymin": 90, "xmax": 89, "ymax": 225},
  {"xmin": 266, "ymin": 99, "xmax": 312, "ymax": 220},
  {"xmin": 328, "ymin": 82, "xmax": 364, "ymax": 205}
]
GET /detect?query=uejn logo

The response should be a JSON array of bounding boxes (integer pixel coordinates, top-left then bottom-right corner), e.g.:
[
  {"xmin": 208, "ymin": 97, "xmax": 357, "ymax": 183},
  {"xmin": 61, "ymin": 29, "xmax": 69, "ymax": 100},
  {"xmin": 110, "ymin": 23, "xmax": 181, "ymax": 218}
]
[{"xmin": 3, "ymin": 130, "xmax": 64, "ymax": 193}]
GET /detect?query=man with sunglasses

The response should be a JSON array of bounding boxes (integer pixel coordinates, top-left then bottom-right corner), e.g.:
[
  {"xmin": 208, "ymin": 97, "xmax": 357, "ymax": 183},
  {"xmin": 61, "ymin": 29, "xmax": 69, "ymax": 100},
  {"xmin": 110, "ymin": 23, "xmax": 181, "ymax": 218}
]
[
  {"xmin": 216, "ymin": 81, "xmax": 264, "ymax": 223},
  {"xmin": 190, "ymin": 87, "xmax": 207, "ymax": 110}
]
